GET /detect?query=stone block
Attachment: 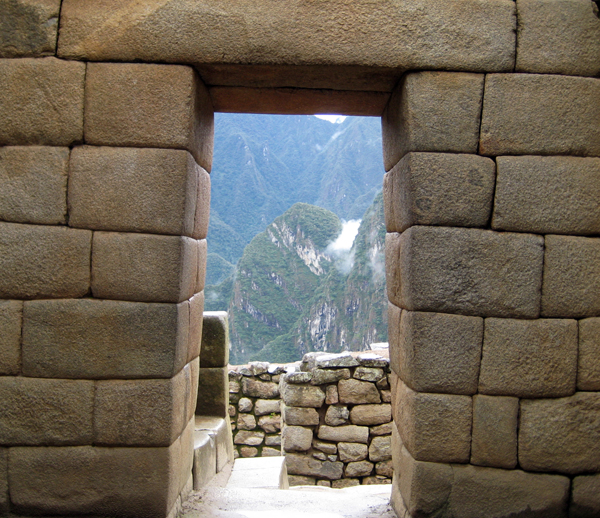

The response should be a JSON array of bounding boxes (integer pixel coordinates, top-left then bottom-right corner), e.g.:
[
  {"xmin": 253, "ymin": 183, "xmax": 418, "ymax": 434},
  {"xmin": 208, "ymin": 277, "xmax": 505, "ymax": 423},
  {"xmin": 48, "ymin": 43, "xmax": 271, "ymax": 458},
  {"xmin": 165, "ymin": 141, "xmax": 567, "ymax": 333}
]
[
  {"xmin": 243, "ymin": 378, "xmax": 279, "ymax": 399},
  {"xmin": 480, "ymin": 74, "xmax": 600, "ymax": 157},
  {"xmin": 84, "ymin": 62, "xmax": 213, "ymax": 170},
  {"xmin": 236, "ymin": 414, "xmax": 256, "ymax": 431},
  {"xmin": 193, "ymin": 166, "xmax": 211, "ymax": 240},
  {"xmin": 0, "ymin": 57, "xmax": 85, "ymax": 146},
  {"xmin": 288, "ymin": 475, "xmax": 315, "ymax": 486},
  {"xmin": 0, "ymin": 222, "xmax": 91, "ymax": 299},
  {"xmin": 353, "ymin": 367, "xmax": 384, "ymax": 382},
  {"xmin": 384, "ymin": 152, "xmax": 495, "ymax": 232},
  {"xmin": 68, "ymin": 146, "xmax": 203, "ymax": 236},
  {"xmin": 187, "ymin": 291, "xmax": 204, "ymax": 363},
  {"xmin": 493, "ymin": 156, "xmax": 600, "ymax": 236},
  {"xmin": 257, "ymin": 415, "xmax": 280, "ymax": 433},
  {"xmin": 369, "ymin": 436, "xmax": 391, "ymax": 462},
  {"xmin": 371, "ymin": 423, "xmax": 392, "ymax": 437},
  {"xmin": 542, "ymin": 235, "xmax": 600, "ymax": 318},
  {"xmin": 571, "ymin": 474, "xmax": 600, "ymax": 518},
  {"xmin": 194, "ymin": 416, "xmax": 233, "ymax": 471},
  {"xmin": 324, "ymin": 405, "xmax": 349, "ymax": 426},
  {"xmin": 382, "ymin": 72, "xmax": 484, "ymax": 170},
  {"xmin": 282, "ymin": 426, "xmax": 312, "ymax": 452},
  {"xmin": 238, "ymin": 398, "xmax": 252, "ymax": 413},
  {"xmin": 254, "ymin": 399, "xmax": 280, "ymax": 416},
  {"xmin": 0, "ymin": 376, "xmax": 93, "ymax": 445},
  {"xmin": 0, "ymin": 448, "xmax": 6, "ymax": 514},
  {"xmin": 0, "ymin": 300, "xmax": 22, "ymax": 375},
  {"xmin": 200, "ymin": 311, "xmax": 229, "ymax": 368},
  {"xmin": 196, "ymin": 367, "xmax": 228, "ymax": 417},
  {"xmin": 394, "ymin": 379, "xmax": 472, "ymax": 463},
  {"xmin": 310, "ymin": 368, "xmax": 351, "ymax": 385},
  {"xmin": 282, "ymin": 406, "xmax": 319, "ymax": 426},
  {"xmin": 233, "ymin": 430, "xmax": 264, "ymax": 446},
  {"xmin": 262, "ymin": 447, "xmax": 280, "ymax": 457},
  {"xmin": 240, "ymin": 447, "xmax": 257, "ymax": 458},
  {"xmin": 265, "ymin": 435, "xmax": 281, "ymax": 447},
  {"xmin": 391, "ymin": 308, "xmax": 483, "ymax": 395},
  {"xmin": 345, "ymin": 461, "xmax": 373, "ymax": 478},
  {"xmin": 349, "ymin": 404, "xmax": 391, "ymax": 426},
  {"xmin": 338, "ymin": 442, "xmax": 368, "ymax": 462},
  {"xmin": 376, "ymin": 460, "xmax": 393, "ymax": 478},
  {"xmin": 519, "ymin": 392, "xmax": 600, "ymax": 474},
  {"xmin": 0, "ymin": 146, "xmax": 68, "ymax": 225},
  {"xmin": 281, "ymin": 383, "xmax": 323, "ymax": 407},
  {"xmin": 304, "ymin": 351, "xmax": 359, "ymax": 369},
  {"xmin": 92, "ymin": 232, "xmax": 199, "ymax": 304},
  {"xmin": 479, "ymin": 317, "xmax": 578, "ymax": 398},
  {"xmin": 0, "ymin": 0, "xmax": 60, "ymax": 57},
  {"xmin": 338, "ymin": 379, "xmax": 381, "ymax": 404},
  {"xmin": 579, "ymin": 318, "xmax": 600, "ymax": 391},
  {"xmin": 470, "ymin": 395, "xmax": 518, "ymax": 469},
  {"xmin": 285, "ymin": 453, "xmax": 343, "ymax": 480},
  {"xmin": 192, "ymin": 431, "xmax": 216, "ymax": 490},
  {"xmin": 385, "ymin": 226, "xmax": 544, "ymax": 318},
  {"xmin": 318, "ymin": 425, "xmax": 369, "ymax": 444},
  {"xmin": 325, "ymin": 385, "xmax": 338, "ymax": 405},
  {"xmin": 515, "ymin": 0, "xmax": 600, "ymax": 77},
  {"xmin": 22, "ymin": 298, "xmax": 189, "ymax": 379},
  {"xmin": 313, "ymin": 441, "xmax": 337, "ymax": 455}
]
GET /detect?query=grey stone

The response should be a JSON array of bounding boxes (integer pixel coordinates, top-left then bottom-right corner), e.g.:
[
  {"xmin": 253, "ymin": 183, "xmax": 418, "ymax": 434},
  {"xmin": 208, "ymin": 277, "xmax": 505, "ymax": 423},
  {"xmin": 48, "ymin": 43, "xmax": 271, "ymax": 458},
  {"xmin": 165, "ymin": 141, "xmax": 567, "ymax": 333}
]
[
  {"xmin": 382, "ymin": 72, "xmax": 485, "ymax": 170},
  {"xmin": 579, "ymin": 318, "xmax": 600, "ymax": 391},
  {"xmin": 519, "ymin": 392, "xmax": 600, "ymax": 474},
  {"xmin": 310, "ymin": 368, "xmax": 351, "ymax": 385},
  {"xmin": 200, "ymin": 311, "xmax": 229, "ymax": 368},
  {"xmin": 287, "ymin": 475, "xmax": 316, "ymax": 486},
  {"xmin": 265, "ymin": 435, "xmax": 281, "ymax": 447},
  {"xmin": 249, "ymin": 361, "xmax": 269, "ymax": 375},
  {"xmin": 236, "ymin": 414, "xmax": 256, "ymax": 431},
  {"xmin": 312, "ymin": 451, "xmax": 327, "ymax": 461},
  {"xmin": 376, "ymin": 460, "xmax": 393, "ymax": 478},
  {"xmin": 313, "ymin": 441, "xmax": 337, "ymax": 455},
  {"xmin": 493, "ymin": 156, "xmax": 600, "ymax": 235},
  {"xmin": 356, "ymin": 353, "xmax": 389, "ymax": 368},
  {"xmin": 238, "ymin": 398, "xmax": 253, "ymax": 413},
  {"xmin": 305, "ymin": 351, "xmax": 359, "ymax": 369},
  {"xmin": 318, "ymin": 425, "xmax": 369, "ymax": 444},
  {"xmin": 480, "ymin": 74, "xmax": 600, "ymax": 157},
  {"xmin": 0, "ymin": 300, "xmax": 22, "ymax": 375},
  {"xmin": 316, "ymin": 480, "xmax": 331, "ymax": 487},
  {"xmin": 257, "ymin": 415, "xmax": 280, "ymax": 433},
  {"xmin": 195, "ymin": 416, "xmax": 234, "ymax": 472},
  {"xmin": 192, "ymin": 431, "xmax": 215, "ymax": 490},
  {"xmin": 284, "ymin": 371, "xmax": 313, "ymax": 384},
  {"xmin": 0, "ymin": 146, "xmax": 68, "ymax": 225},
  {"xmin": 384, "ymin": 152, "xmax": 495, "ymax": 232},
  {"xmin": 376, "ymin": 377, "xmax": 390, "ymax": 390},
  {"xmin": 325, "ymin": 385, "xmax": 338, "ymax": 405},
  {"xmin": 282, "ymin": 405, "xmax": 319, "ymax": 426},
  {"xmin": 324, "ymin": 405, "xmax": 349, "ymax": 426},
  {"xmin": 370, "ymin": 423, "xmax": 393, "ymax": 437},
  {"xmin": 196, "ymin": 367, "xmax": 228, "ymax": 417},
  {"xmin": 369, "ymin": 436, "xmax": 392, "ymax": 462},
  {"xmin": 381, "ymin": 390, "xmax": 391, "ymax": 403},
  {"xmin": 281, "ymin": 383, "xmax": 324, "ymax": 408},
  {"xmin": 0, "ymin": 448, "xmax": 7, "ymax": 512},
  {"xmin": 571, "ymin": 474, "xmax": 600, "ymax": 518},
  {"xmin": 386, "ymin": 226, "xmax": 544, "ymax": 318},
  {"xmin": 333, "ymin": 478, "xmax": 360, "ymax": 488},
  {"xmin": 282, "ymin": 426, "xmax": 313, "ymax": 452},
  {"xmin": 242, "ymin": 378, "xmax": 279, "ymax": 399},
  {"xmin": 345, "ymin": 461, "xmax": 374, "ymax": 478},
  {"xmin": 285, "ymin": 453, "xmax": 343, "ymax": 480},
  {"xmin": 228, "ymin": 405, "xmax": 236, "ymax": 417},
  {"xmin": 254, "ymin": 399, "xmax": 280, "ymax": 416},
  {"xmin": 515, "ymin": 0, "xmax": 600, "ymax": 77},
  {"xmin": 338, "ymin": 442, "xmax": 368, "ymax": 462},
  {"xmin": 261, "ymin": 447, "xmax": 281, "ymax": 457},
  {"xmin": 0, "ymin": 57, "xmax": 85, "ymax": 146},
  {"xmin": 353, "ymin": 366, "xmax": 384, "ymax": 382},
  {"xmin": 327, "ymin": 455, "xmax": 337, "ymax": 462},
  {"xmin": 187, "ymin": 291, "xmax": 204, "ymax": 363},
  {"xmin": 229, "ymin": 381, "xmax": 241, "ymax": 394},
  {"xmin": 239, "ymin": 446, "xmax": 258, "ymax": 458},
  {"xmin": 479, "ymin": 317, "xmax": 578, "ymax": 398},
  {"xmin": 363, "ymin": 476, "xmax": 391, "ymax": 485},
  {"xmin": 542, "ymin": 235, "xmax": 600, "ymax": 318},
  {"xmin": 350, "ymin": 404, "xmax": 391, "ymax": 426},
  {"xmin": 338, "ymin": 379, "xmax": 381, "ymax": 404},
  {"xmin": 471, "ymin": 395, "xmax": 518, "ymax": 469},
  {"xmin": 233, "ymin": 430, "xmax": 264, "ymax": 446}
]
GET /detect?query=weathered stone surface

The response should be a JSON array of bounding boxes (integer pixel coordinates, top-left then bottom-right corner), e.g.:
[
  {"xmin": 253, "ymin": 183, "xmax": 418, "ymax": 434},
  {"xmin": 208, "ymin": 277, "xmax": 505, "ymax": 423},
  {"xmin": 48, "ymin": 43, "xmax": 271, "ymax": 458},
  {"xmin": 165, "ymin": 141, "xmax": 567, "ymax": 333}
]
[
  {"xmin": 579, "ymin": 318, "xmax": 600, "ymax": 391},
  {"xmin": 353, "ymin": 367, "xmax": 384, "ymax": 382},
  {"xmin": 92, "ymin": 232, "xmax": 199, "ymax": 304},
  {"xmin": 325, "ymin": 405, "xmax": 349, "ymax": 426},
  {"xmin": 350, "ymin": 404, "xmax": 391, "ymax": 426},
  {"xmin": 333, "ymin": 478, "xmax": 360, "ymax": 488},
  {"xmin": 338, "ymin": 442, "xmax": 368, "ymax": 462},
  {"xmin": 542, "ymin": 235, "xmax": 600, "ymax": 318},
  {"xmin": 238, "ymin": 398, "xmax": 252, "ymax": 413},
  {"xmin": 0, "ymin": 57, "xmax": 84, "ymax": 145},
  {"xmin": 285, "ymin": 371, "xmax": 313, "ymax": 384},
  {"xmin": 369, "ymin": 436, "xmax": 391, "ymax": 463},
  {"xmin": 391, "ymin": 308, "xmax": 483, "ymax": 395},
  {"xmin": 187, "ymin": 292, "xmax": 204, "ymax": 363},
  {"xmin": 386, "ymin": 227, "xmax": 544, "ymax": 318},
  {"xmin": 261, "ymin": 447, "xmax": 280, "ymax": 457},
  {"xmin": 68, "ymin": 146, "xmax": 204, "ymax": 237},
  {"xmin": 376, "ymin": 460, "xmax": 393, "ymax": 478},
  {"xmin": 239, "ymin": 446, "xmax": 258, "ymax": 458},
  {"xmin": 338, "ymin": 379, "xmax": 381, "ymax": 405},
  {"xmin": 200, "ymin": 311, "xmax": 229, "ymax": 368},
  {"xmin": 384, "ymin": 152, "xmax": 495, "ymax": 232},
  {"xmin": 254, "ymin": 399, "xmax": 280, "ymax": 416},
  {"xmin": 479, "ymin": 318, "xmax": 577, "ymax": 398},
  {"xmin": 571, "ymin": 474, "xmax": 600, "ymax": 518},
  {"xmin": 287, "ymin": 475, "xmax": 316, "ymax": 486},
  {"xmin": 345, "ymin": 461, "xmax": 373, "ymax": 478},
  {"xmin": 371, "ymin": 423, "xmax": 392, "ymax": 437},
  {"xmin": 265, "ymin": 435, "xmax": 281, "ymax": 447},
  {"xmin": 304, "ymin": 351, "xmax": 359, "ymax": 369},
  {"xmin": 282, "ymin": 426, "xmax": 312, "ymax": 452},
  {"xmin": 318, "ymin": 425, "xmax": 369, "ymax": 444},
  {"xmin": 285, "ymin": 453, "xmax": 343, "ymax": 480},
  {"xmin": 376, "ymin": 376, "xmax": 390, "ymax": 390},
  {"xmin": 493, "ymin": 156, "xmax": 600, "ymax": 235},
  {"xmin": 310, "ymin": 368, "xmax": 350, "ymax": 385},
  {"xmin": 471, "ymin": 395, "xmax": 518, "ymax": 469},
  {"xmin": 516, "ymin": 0, "xmax": 600, "ymax": 77},
  {"xmin": 0, "ymin": 222, "xmax": 91, "ymax": 299},
  {"xmin": 84, "ymin": 62, "xmax": 213, "ymax": 170},
  {"xmin": 480, "ymin": 74, "xmax": 600, "ymax": 157},
  {"xmin": 228, "ymin": 405, "xmax": 236, "ymax": 417},
  {"xmin": 282, "ymin": 405, "xmax": 319, "ymax": 426},
  {"xmin": 23, "ymin": 298, "xmax": 188, "ymax": 378},
  {"xmin": 196, "ymin": 367, "xmax": 228, "ymax": 417},
  {"xmin": 281, "ymin": 383, "xmax": 324, "ymax": 408},
  {"xmin": 313, "ymin": 441, "xmax": 337, "ymax": 455},
  {"xmin": 519, "ymin": 392, "xmax": 600, "ymax": 474},
  {"xmin": 325, "ymin": 385, "xmax": 338, "ymax": 405},
  {"xmin": 0, "ymin": 300, "xmax": 22, "ymax": 375},
  {"xmin": 195, "ymin": 416, "xmax": 233, "ymax": 472},
  {"xmin": 395, "ymin": 380, "xmax": 472, "ymax": 463},
  {"xmin": 0, "ymin": 448, "xmax": 6, "ymax": 514},
  {"xmin": 357, "ymin": 353, "xmax": 389, "ymax": 368},
  {"xmin": 0, "ymin": 146, "xmax": 68, "ymax": 225},
  {"xmin": 233, "ymin": 430, "xmax": 264, "ymax": 446},
  {"xmin": 248, "ymin": 361, "xmax": 268, "ymax": 375},
  {"xmin": 0, "ymin": 376, "xmax": 93, "ymax": 445},
  {"xmin": 382, "ymin": 72, "xmax": 485, "ymax": 170},
  {"xmin": 193, "ymin": 165, "xmax": 211, "ymax": 240},
  {"xmin": 192, "ymin": 431, "xmax": 215, "ymax": 490},
  {"xmin": 237, "ymin": 414, "xmax": 256, "ymax": 431},
  {"xmin": 243, "ymin": 378, "xmax": 279, "ymax": 399},
  {"xmin": 257, "ymin": 415, "xmax": 280, "ymax": 434}
]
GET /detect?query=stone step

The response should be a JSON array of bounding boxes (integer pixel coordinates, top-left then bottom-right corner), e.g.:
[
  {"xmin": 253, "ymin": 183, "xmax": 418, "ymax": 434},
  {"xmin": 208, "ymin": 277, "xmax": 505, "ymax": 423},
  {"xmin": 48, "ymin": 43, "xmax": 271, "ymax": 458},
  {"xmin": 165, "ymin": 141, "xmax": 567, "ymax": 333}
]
[
  {"xmin": 226, "ymin": 456, "xmax": 289, "ymax": 490},
  {"xmin": 193, "ymin": 416, "xmax": 235, "ymax": 490}
]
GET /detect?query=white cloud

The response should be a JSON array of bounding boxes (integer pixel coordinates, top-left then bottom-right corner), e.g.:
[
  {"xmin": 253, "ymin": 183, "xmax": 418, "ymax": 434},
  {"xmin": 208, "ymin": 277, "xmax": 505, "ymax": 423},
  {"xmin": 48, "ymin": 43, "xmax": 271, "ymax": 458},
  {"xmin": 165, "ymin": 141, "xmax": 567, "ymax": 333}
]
[
  {"xmin": 326, "ymin": 220, "xmax": 361, "ymax": 275},
  {"xmin": 314, "ymin": 115, "xmax": 347, "ymax": 123}
]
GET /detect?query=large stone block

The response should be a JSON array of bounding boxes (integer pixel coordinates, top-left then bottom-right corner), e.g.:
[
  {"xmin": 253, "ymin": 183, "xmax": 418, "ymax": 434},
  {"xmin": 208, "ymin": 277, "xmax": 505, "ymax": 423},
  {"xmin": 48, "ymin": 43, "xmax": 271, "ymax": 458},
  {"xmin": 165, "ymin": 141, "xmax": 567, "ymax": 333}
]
[
  {"xmin": 338, "ymin": 379, "xmax": 381, "ymax": 404},
  {"xmin": 318, "ymin": 425, "xmax": 369, "ymax": 444},
  {"xmin": 200, "ymin": 311, "xmax": 229, "ymax": 368},
  {"xmin": 69, "ymin": 146, "xmax": 205, "ymax": 237},
  {"xmin": 390, "ymin": 308, "xmax": 483, "ymax": 395},
  {"xmin": 385, "ymin": 226, "xmax": 544, "ymax": 318},
  {"xmin": 384, "ymin": 152, "xmax": 495, "ymax": 232},
  {"xmin": 187, "ymin": 291, "xmax": 204, "ymax": 363},
  {"xmin": 0, "ymin": 146, "xmax": 68, "ymax": 225},
  {"xmin": 479, "ymin": 317, "xmax": 578, "ymax": 398},
  {"xmin": 196, "ymin": 367, "xmax": 228, "ymax": 417},
  {"xmin": 515, "ymin": 0, "xmax": 600, "ymax": 77},
  {"xmin": 194, "ymin": 165, "xmax": 211, "ymax": 240},
  {"xmin": 0, "ymin": 448, "xmax": 6, "ymax": 514},
  {"xmin": 282, "ymin": 405, "xmax": 319, "ymax": 426},
  {"xmin": 519, "ymin": 392, "xmax": 600, "ymax": 474},
  {"xmin": 281, "ymin": 383, "xmax": 322, "ymax": 407},
  {"xmin": 349, "ymin": 404, "xmax": 391, "ymax": 426},
  {"xmin": 571, "ymin": 474, "xmax": 600, "ymax": 518},
  {"xmin": 282, "ymin": 426, "xmax": 313, "ymax": 452},
  {"xmin": 0, "ymin": 300, "xmax": 22, "ymax": 375},
  {"xmin": 0, "ymin": 57, "xmax": 84, "ymax": 146},
  {"xmin": 338, "ymin": 442, "xmax": 368, "ymax": 462},
  {"xmin": 542, "ymin": 235, "xmax": 600, "ymax": 318},
  {"xmin": 92, "ymin": 232, "xmax": 199, "ymax": 303},
  {"xmin": 0, "ymin": 222, "xmax": 91, "ymax": 299},
  {"xmin": 480, "ymin": 74, "xmax": 600, "ymax": 157},
  {"xmin": 394, "ymin": 380, "xmax": 472, "ymax": 463},
  {"xmin": 382, "ymin": 72, "xmax": 485, "ymax": 170},
  {"xmin": 84, "ymin": 62, "xmax": 213, "ymax": 170},
  {"xmin": 195, "ymin": 416, "xmax": 233, "ymax": 472},
  {"xmin": 285, "ymin": 453, "xmax": 343, "ymax": 480},
  {"xmin": 369, "ymin": 436, "xmax": 391, "ymax": 463},
  {"xmin": 0, "ymin": 376, "xmax": 93, "ymax": 445},
  {"xmin": 192, "ymin": 431, "xmax": 216, "ymax": 490},
  {"xmin": 470, "ymin": 395, "xmax": 518, "ymax": 469},
  {"xmin": 579, "ymin": 318, "xmax": 600, "ymax": 391},
  {"xmin": 493, "ymin": 156, "xmax": 600, "ymax": 235},
  {"xmin": 22, "ymin": 298, "xmax": 189, "ymax": 379},
  {"xmin": 0, "ymin": 0, "xmax": 60, "ymax": 57}
]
